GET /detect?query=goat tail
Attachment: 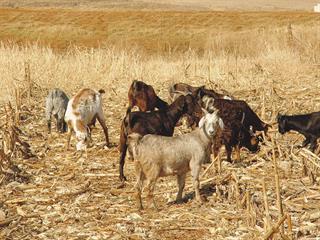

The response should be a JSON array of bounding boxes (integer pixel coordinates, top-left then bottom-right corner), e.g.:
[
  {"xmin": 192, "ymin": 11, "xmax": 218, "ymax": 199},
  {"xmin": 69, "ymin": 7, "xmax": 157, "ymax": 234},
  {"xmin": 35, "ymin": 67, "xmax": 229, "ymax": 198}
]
[{"xmin": 98, "ymin": 89, "xmax": 105, "ymax": 94}]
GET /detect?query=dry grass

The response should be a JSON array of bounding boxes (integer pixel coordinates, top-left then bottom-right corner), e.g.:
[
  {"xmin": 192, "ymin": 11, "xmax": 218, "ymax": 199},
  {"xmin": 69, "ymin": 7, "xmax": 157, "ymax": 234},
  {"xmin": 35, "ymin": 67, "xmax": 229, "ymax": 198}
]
[
  {"xmin": 0, "ymin": 10, "xmax": 320, "ymax": 240},
  {"xmin": 0, "ymin": 8, "xmax": 319, "ymax": 51}
]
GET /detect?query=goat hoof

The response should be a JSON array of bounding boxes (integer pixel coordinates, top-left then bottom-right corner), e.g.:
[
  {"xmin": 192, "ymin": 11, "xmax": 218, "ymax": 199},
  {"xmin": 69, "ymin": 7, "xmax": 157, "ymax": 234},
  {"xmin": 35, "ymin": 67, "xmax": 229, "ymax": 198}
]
[
  {"xmin": 195, "ymin": 196, "xmax": 204, "ymax": 204},
  {"xmin": 117, "ymin": 182, "xmax": 126, "ymax": 189},
  {"xmin": 119, "ymin": 176, "xmax": 127, "ymax": 182},
  {"xmin": 175, "ymin": 197, "xmax": 184, "ymax": 204}
]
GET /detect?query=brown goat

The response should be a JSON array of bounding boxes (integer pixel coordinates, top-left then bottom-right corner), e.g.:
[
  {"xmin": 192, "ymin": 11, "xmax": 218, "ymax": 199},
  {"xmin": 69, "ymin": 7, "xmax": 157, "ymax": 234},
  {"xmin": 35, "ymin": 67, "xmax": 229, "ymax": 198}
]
[
  {"xmin": 127, "ymin": 80, "xmax": 168, "ymax": 114},
  {"xmin": 119, "ymin": 92, "xmax": 202, "ymax": 181},
  {"xmin": 169, "ymin": 82, "xmax": 233, "ymax": 103}
]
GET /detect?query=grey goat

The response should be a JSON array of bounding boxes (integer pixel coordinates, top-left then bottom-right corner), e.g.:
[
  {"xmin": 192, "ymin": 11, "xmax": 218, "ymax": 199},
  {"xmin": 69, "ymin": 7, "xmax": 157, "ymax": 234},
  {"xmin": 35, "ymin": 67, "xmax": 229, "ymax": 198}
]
[
  {"xmin": 127, "ymin": 110, "xmax": 224, "ymax": 210},
  {"xmin": 45, "ymin": 88, "xmax": 69, "ymax": 133}
]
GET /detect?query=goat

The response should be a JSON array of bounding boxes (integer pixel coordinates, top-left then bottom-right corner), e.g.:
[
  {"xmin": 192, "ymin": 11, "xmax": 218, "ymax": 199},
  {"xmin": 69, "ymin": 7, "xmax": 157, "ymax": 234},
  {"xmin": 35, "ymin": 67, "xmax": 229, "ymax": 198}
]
[
  {"xmin": 168, "ymin": 83, "xmax": 232, "ymax": 127},
  {"xmin": 168, "ymin": 82, "xmax": 233, "ymax": 103},
  {"xmin": 201, "ymin": 95, "xmax": 270, "ymax": 134},
  {"xmin": 45, "ymin": 88, "xmax": 69, "ymax": 133},
  {"xmin": 64, "ymin": 88, "xmax": 110, "ymax": 151},
  {"xmin": 277, "ymin": 112, "xmax": 320, "ymax": 152},
  {"xmin": 213, "ymin": 121, "xmax": 260, "ymax": 163},
  {"xmin": 202, "ymin": 95, "xmax": 264, "ymax": 162},
  {"xmin": 127, "ymin": 110, "xmax": 224, "ymax": 210},
  {"xmin": 127, "ymin": 80, "xmax": 168, "ymax": 114},
  {"xmin": 119, "ymin": 92, "xmax": 202, "ymax": 181}
]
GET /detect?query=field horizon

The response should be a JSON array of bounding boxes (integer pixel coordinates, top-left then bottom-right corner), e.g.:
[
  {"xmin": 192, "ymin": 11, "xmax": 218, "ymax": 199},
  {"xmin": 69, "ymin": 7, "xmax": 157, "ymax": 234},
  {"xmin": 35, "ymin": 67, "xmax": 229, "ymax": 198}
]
[{"xmin": 0, "ymin": 0, "xmax": 319, "ymax": 11}]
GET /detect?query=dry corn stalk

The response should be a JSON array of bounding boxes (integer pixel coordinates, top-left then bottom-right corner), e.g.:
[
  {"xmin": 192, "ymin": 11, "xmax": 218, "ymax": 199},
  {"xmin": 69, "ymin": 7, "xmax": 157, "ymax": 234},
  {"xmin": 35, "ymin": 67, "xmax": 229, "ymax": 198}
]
[{"xmin": 2, "ymin": 102, "xmax": 34, "ymax": 159}]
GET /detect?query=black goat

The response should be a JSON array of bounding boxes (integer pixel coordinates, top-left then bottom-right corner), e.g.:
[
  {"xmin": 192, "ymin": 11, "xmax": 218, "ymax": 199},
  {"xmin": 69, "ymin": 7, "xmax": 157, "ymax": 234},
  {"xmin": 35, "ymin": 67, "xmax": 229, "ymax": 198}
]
[{"xmin": 277, "ymin": 112, "xmax": 320, "ymax": 152}]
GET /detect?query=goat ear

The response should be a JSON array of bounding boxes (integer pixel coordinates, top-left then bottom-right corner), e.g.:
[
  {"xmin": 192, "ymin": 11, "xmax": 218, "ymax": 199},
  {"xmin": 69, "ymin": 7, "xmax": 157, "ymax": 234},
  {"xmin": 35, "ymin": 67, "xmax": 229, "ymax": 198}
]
[
  {"xmin": 201, "ymin": 107, "xmax": 208, "ymax": 115},
  {"xmin": 241, "ymin": 112, "xmax": 246, "ymax": 124},
  {"xmin": 198, "ymin": 116, "xmax": 205, "ymax": 128},
  {"xmin": 249, "ymin": 126, "xmax": 254, "ymax": 135},
  {"xmin": 218, "ymin": 118, "xmax": 224, "ymax": 130},
  {"xmin": 277, "ymin": 113, "xmax": 282, "ymax": 121},
  {"xmin": 196, "ymin": 86, "xmax": 205, "ymax": 99}
]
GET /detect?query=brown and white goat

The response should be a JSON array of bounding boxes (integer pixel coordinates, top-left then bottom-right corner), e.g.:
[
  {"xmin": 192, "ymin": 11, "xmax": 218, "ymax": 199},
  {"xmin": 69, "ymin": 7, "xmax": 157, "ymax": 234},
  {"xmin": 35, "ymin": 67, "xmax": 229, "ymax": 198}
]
[
  {"xmin": 64, "ymin": 88, "xmax": 110, "ymax": 151},
  {"xmin": 127, "ymin": 110, "xmax": 224, "ymax": 210},
  {"xmin": 127, "ymin": 80, "xmax": 168, "ymax": 114}
]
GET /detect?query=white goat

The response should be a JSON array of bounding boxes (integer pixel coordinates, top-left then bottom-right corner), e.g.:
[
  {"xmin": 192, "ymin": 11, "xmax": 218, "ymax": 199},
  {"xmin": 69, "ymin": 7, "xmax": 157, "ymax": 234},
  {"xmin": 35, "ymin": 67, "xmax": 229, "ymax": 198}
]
[
  {"xmin": 64, "ymin": 88, "xmax": 110, "ymax": 151},
  {"xmin": 45, "ymin": 88, "xmax": 69, "ymax": 133},
  {"xmin": 127, "ymin": 110, "xmax": 224, "ymax": 210}
]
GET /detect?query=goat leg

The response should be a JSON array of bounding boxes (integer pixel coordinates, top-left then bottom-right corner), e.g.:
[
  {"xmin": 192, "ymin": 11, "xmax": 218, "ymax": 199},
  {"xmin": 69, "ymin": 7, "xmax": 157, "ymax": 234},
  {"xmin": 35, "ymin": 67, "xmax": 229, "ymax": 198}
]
[
  {"xmin": 134, "ymin": 163, "xmax": 144, "ymax": 210},
  {"xmin": 58, "ymin": 119, "xmax": 64, "ymax": 133},
  {"xmin": 97, "ymin": 114, "xmax": 110, "ymax": 147},
  {"xmin": 145, "ymin": 179, "xmax": 158, "ymax": 211},
  {"xmin": 47, "ymin": 120, "xmax": 52, "ymax": 134},
  {"xmin": 235, "ymin": 145, "xmax": 241, "ymax": 162},
  {"xmin": 66, "ymin": 127, "xmax": 73, "ymax": 150},
  {"xmin": 56, "ymin": 118, "xmax": 61, "ymax": 133},
  {"xmin": 176, "ymin": 173, "xmax": 186, "ymax": 203},
  {"xmin": 191, "ymin": 164, "xmax": 202, "ymax": 203},
  {"xmin": 310, "ymin": 138, "xmax": 317, "ymax": 152},
  {"xmin": 225, "ymin": 145, "xmax": 233, "ymax": 163},
  {"xmin": 119, "ymin": 145, "xmax": 127, "ymax": 181}
]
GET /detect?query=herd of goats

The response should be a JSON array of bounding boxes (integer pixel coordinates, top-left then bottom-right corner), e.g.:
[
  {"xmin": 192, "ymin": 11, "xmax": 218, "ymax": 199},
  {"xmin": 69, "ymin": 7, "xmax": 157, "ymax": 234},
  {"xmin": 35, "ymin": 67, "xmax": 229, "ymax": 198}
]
[{"xmin": 45, "ymin": 80, "xmax": 320, "ymax": 210}]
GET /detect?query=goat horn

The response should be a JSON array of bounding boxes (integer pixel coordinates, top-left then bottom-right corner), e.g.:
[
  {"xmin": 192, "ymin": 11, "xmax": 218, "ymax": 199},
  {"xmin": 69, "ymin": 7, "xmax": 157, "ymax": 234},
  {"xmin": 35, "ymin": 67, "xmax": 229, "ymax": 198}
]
[
  {"xmin": 241, "ymin": 112, "xmax": 245, "ymax": 124},
  {"xmin": 249, "ymin": 126, "xmax": 254, "ymax": 135}
]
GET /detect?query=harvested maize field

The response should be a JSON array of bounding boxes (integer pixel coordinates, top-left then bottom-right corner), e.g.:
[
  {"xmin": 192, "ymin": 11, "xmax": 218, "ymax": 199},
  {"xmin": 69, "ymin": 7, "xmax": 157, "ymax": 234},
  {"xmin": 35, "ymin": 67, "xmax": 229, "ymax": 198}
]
[{"xmin": 0, "ymin": 6, "xmax": 320, "ymax": 240}]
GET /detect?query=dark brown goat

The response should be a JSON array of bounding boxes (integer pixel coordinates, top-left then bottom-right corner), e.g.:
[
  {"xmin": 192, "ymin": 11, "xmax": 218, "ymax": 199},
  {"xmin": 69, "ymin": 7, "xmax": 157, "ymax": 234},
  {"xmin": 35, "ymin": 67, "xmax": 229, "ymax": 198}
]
[
  {"xmin": 213, "ymin": 120, "xmax": 260, "ymax": 162},
  {"xmin": 119, "ymin": 92, "xmax": 202, "ymax": 181},
  {"xmin": 127, "ymin": 80, "xmax": 168, "ymax": 114},
  {"xmin": 201, "ymin": 95, "xmax": 268, "ymax": 162}
]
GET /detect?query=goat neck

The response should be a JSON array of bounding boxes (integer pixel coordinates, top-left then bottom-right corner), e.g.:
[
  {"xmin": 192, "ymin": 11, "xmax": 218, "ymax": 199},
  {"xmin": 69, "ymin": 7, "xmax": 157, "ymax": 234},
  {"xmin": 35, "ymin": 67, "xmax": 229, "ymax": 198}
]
[
  {"xmin": 284, "ymin": 115, "xmax": 309, "ymax": 133},
  {"xmin": 197, "ymin": 126, "xmax": 214, "ymax": 147},
  {"xmin": 166, "ymin": 97, "xmax": 186, "ymax": 126}
]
